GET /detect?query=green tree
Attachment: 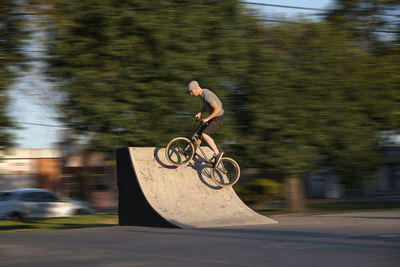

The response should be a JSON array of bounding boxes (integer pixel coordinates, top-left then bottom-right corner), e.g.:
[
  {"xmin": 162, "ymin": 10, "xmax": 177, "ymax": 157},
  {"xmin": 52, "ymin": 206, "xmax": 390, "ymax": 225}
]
[
  {"xmin": 30, "ymin": 0, "xmax": 399, "ymax": 213},
  {"xmin": 240, "ymin": 21, "xmax": 395, "ymax": 211},
  {"xmin": 35, "ymin": 0, "xmax": 256, "ymax": 151},
  {"xmin": 0, "ymin": 1, "xmax": 27, "ymax": 150},
  {"xmin": 325, "ymin": 0, "xmax": 400, "ymax": 46}
]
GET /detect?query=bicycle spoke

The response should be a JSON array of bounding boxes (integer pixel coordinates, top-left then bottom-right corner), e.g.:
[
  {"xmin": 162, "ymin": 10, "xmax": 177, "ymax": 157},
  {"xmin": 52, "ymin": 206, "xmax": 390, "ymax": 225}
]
[
  {"xmin": 210, "ymin": 157, "xmax": 240, "ymax": 187},
  {"xmin": 165, "ymin": 137, "xmax": 194, "ymax": 166},
  {"xmin": 217, "ymin": 164, "xmax": 227, "ymax": 175}
]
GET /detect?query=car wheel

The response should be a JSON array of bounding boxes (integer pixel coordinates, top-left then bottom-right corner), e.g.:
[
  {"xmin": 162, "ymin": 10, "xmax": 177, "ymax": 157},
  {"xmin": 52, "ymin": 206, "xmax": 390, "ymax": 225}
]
[
  {"xmin": 6, "ymin": 212, "xmax": 25, "ymax": 220},
  {"xmin": 74, "ymin": 209, "xmax": 87, "ymax": 215}
]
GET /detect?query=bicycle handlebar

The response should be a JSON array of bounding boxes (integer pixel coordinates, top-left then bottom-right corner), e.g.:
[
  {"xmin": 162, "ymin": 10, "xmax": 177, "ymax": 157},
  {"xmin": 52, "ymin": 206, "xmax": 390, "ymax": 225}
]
[
  {"xmin": 195, "ymin": 118, "xmax": 209, "ymax": 125},
  {"xmin": 193, "ymin": 119, "xmax": 208, "ymax": 133}
]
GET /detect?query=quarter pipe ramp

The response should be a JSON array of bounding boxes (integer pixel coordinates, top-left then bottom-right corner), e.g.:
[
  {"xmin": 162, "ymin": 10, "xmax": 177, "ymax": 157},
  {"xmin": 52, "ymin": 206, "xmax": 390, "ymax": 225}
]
[{"xmin": 117, "ymin": 147, "xmax": 277, "ymax": 228}]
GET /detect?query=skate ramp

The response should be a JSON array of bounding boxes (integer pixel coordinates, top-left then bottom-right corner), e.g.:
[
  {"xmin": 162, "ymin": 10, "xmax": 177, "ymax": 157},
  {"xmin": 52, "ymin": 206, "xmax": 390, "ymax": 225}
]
[{"xmin": 117, "ymin": 147, "xmax": 277, "ymax": 228}]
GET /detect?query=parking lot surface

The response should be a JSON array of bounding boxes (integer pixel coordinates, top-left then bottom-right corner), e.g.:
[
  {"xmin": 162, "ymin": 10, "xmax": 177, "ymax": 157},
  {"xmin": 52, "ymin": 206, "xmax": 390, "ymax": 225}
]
[{"xmin": 1, "ymin": 211, "xmax": 399, "ymax": 266}]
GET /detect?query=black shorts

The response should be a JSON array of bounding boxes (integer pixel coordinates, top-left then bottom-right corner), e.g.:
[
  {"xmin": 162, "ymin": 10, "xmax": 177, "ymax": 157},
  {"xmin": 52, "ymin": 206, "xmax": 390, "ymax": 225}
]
[{"xmin": 200, "ymin": 116, "xmax": 224, "ymax": 136}]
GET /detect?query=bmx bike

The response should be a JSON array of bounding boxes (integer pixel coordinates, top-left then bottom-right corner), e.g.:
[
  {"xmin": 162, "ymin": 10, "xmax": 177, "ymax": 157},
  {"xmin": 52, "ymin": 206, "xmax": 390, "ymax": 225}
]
[{"xmin": 165, "ymin": 120, "xmax": 240, "ymax": 187}]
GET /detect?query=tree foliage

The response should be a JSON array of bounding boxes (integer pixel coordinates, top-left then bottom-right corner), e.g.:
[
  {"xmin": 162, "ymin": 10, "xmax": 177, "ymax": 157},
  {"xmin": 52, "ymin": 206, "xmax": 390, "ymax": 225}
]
[
  {"xmin": 36, "ymin": 0, "xmax": 253, "ymax": 151},
  {"xmin": 325, "ymin": 0, "xmax": 400, "ymax": 46},
  {"xmin": 0, "ymin": 0, "xmax": 26, "ymax": 150},
  {"xmin": 241, "ymin": 21, "xmax": 399, "ymax": 190},
  {"xmin": 27, "ymin": 0, "xmax": 399, "ymax": 201}
]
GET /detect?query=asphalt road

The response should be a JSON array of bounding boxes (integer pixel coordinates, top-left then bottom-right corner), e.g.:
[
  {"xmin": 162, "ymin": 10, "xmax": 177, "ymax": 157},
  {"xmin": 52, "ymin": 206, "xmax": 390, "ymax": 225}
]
[{"xmin": 1, "ymin": 211, "xmax": 399, "ymax": 267}]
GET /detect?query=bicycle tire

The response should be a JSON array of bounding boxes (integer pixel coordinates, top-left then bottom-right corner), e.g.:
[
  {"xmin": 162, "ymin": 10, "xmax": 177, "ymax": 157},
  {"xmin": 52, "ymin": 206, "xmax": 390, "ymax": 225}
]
[
  {"xmin": 211, "ymin": 157, "xmax": 240, "ymax": 187},
  {"xmin": 165, "ymin": 137, "xmax": 195, "ymax": 166}
]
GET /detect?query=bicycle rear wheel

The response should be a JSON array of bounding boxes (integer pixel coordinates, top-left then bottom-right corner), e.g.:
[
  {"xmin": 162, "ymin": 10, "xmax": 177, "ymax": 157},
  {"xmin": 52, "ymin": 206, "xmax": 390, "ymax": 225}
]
[
  {"xmin": 211, "ymin": 157, "xmax": 240, "ymax": 187},
  {"xmin": 165, "ymin": 137, "xmax": 195, "ymax": 166}
]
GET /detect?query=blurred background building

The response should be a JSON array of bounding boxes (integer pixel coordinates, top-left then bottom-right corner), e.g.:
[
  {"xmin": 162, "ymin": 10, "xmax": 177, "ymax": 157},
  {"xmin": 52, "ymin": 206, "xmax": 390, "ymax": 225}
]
[
  {"xmin": 306, "ymin": 131, "xmax": 400, "ymax": 198},
  {"xmin": 0, "ymin": 148, "xmax": 117, "ymax": 211}
]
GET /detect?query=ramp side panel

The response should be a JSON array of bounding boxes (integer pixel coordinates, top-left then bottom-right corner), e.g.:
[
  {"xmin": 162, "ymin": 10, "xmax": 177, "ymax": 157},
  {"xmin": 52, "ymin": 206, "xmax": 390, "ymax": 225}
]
[
  {"xmin": 129, "ymin": 147, "xmax": 277, "ymax": 228},
  {"xmin": 117, "ymin": 147, "xmax": 177, "ymax": 228}
]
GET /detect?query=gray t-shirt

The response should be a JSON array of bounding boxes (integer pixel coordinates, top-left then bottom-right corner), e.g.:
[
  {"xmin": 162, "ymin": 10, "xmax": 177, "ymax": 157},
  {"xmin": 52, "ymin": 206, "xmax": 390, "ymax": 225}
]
[{"xmin": 201, "ymin": 89, "xmax": 224, "ymax": 117}]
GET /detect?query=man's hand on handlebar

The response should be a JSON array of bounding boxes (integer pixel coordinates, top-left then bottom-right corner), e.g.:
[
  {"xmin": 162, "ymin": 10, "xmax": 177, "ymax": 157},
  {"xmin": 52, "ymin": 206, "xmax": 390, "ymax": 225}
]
[
  {"xmin": 195, "ymin": 112, "xmax": 210, "ymax": 124},
  {"xmin": 202, "ymin": 118, "xmax": 210, "ymax": 124}
]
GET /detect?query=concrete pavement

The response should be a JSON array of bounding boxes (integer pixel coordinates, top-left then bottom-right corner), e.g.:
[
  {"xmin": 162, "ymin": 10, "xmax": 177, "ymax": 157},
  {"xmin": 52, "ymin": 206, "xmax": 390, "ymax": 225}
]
[{"xmin": 1, "ymin": 211, "xmax": 399, "ymax": 266}]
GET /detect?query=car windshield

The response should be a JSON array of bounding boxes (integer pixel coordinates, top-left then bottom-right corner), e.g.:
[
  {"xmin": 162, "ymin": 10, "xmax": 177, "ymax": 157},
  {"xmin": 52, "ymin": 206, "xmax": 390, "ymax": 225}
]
[{"xmin": 20, "ymin": 192, "xmax": 60, "ymax": 202}]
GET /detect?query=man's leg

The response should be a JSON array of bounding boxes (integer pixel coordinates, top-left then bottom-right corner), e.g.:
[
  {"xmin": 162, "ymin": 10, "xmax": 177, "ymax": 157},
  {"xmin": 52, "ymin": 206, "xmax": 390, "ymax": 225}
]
[
  {"xmin": 201, "ymin": 133, "xmax": 219, "ymax": 155},
  {"xmin": 201, "ymin": 116, "xmax": 224, "ymax": 164}
]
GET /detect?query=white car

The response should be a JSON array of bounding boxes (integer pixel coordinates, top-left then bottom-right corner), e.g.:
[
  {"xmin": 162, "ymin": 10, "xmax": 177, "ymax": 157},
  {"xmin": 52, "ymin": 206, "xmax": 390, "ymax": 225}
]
[{"xmin": 0, "ymin": 188, "xmax": 93, "ymax": 219}]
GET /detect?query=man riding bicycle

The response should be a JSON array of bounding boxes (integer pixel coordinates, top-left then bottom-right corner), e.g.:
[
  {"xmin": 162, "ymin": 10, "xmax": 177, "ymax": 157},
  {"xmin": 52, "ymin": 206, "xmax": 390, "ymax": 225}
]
[{"xmin": 188, "ymin": 80, "xmax": 224, "ymax": 165}]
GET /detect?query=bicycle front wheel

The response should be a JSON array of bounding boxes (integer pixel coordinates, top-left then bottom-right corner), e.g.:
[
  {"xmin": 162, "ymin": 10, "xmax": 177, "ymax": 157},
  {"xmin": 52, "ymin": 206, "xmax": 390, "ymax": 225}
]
[
  {"xmin": 165, "ymin": 137, "xmax": 195, "ymax": 166},
  {"xmin": 211, "ymin": 157, "xmax": 240, "ymax": 187}
]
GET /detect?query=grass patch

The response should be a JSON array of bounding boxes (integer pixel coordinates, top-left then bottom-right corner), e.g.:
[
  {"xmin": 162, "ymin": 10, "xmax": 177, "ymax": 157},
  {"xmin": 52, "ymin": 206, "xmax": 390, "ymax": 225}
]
[{"xmin": 0, "ymin": 214, "xmax": 117, "ymax": 233}]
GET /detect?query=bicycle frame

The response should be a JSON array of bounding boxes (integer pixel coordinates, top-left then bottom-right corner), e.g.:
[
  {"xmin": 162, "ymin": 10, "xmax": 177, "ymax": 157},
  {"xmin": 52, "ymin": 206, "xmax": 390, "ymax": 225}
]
[
  {"xmin": 189, "ymin": 120, "xmax": 214, "ymax": 165},
  {"xmin": 165, "ymin": 119, "xmax": 240, "ymax": 186}
]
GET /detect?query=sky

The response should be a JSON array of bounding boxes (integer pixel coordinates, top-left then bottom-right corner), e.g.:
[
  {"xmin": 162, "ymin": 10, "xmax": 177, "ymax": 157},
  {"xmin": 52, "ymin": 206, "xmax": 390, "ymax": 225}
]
[{"xmin": 8, "ymin": 0, "xmax": 333, "ymax": 149}]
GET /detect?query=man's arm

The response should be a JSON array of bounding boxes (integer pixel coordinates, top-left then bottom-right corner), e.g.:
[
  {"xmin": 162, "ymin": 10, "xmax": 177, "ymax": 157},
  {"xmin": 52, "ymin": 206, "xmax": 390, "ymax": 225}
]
[
  {"xmin": 203, "ymin": 102, "xmax": 221, "ymax": 123},
  {"xmin": 196, "ymin": 106, "xmax": 207, "ymax": 119}
]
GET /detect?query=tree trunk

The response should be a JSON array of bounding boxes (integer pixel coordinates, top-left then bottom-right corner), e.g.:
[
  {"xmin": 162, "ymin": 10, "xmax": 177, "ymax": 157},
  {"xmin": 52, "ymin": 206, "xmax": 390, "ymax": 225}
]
[
  {"xmin": 80, "ymin": 150, "xmax": 91, "ymax": 202},
  {"xmin": 284, "ymin": 175, "xmax": 307, "ymax": 213}
]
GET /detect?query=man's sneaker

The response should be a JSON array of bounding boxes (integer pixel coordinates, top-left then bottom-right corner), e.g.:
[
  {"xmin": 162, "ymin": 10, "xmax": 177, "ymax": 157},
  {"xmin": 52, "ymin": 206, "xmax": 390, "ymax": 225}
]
[{"xmin": 215, "ymin": 151, "xmax": 224, "ymax": 166}]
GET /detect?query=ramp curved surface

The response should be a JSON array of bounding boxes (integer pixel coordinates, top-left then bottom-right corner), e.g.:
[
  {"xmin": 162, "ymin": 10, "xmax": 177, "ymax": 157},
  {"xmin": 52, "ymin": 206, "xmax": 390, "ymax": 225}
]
[{"xmin": 117, "ymin": 147, "xmax": 277, "ymax": 228}]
